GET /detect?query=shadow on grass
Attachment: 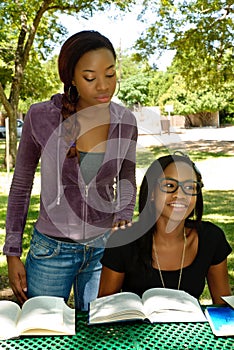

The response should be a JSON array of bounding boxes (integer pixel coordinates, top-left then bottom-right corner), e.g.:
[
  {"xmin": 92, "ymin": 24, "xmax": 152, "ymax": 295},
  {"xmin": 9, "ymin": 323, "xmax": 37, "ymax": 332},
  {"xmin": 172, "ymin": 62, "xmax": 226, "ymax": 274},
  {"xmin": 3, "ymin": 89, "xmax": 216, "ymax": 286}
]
[{"xmin": 136, "ymin": 143, "xmax": 234, "ymax": 168}]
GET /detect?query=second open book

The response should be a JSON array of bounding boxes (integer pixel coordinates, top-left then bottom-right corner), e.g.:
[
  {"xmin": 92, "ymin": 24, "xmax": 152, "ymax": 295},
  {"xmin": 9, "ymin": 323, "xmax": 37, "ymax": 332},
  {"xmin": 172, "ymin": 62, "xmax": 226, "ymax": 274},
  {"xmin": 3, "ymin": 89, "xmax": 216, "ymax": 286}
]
[{"xmin": 89, "ymin": 288, "xmax": 207, "ymax": 325}]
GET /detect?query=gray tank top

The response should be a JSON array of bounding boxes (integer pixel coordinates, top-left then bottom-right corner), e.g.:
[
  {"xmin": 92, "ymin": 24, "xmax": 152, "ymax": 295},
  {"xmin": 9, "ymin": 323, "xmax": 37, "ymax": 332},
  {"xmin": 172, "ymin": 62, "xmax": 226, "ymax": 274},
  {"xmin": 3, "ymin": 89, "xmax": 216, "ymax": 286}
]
[{"xmin": 79, "ymin": 151, "xmax": 105, "ymax": 184}]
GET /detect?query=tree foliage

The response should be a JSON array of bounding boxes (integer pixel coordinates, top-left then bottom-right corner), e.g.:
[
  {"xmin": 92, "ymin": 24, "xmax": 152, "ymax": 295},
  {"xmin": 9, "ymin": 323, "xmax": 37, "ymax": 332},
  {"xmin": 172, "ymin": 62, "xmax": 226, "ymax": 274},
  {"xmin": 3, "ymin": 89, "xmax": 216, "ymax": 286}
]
[
  {"xmin": 117, "ymin": 53, "xmax": 152, "ymax": 107},
  {"xmin": 118, "ymin": 73, "xmax": 151, "ymax": 107},
  {"xmin": 19, "ymin": 55, "xmax": 62, "ymax": 113},
  {"xmin": 117, "ymin": 52, "xmax": 234, "ymax": 125},
  {"xmin": 135, "ymin": 0, "xmax": 234, "ymax": 89},
  {"xmin": 146, "ymin": 61, "xmax": 234, "ymax": 122}
]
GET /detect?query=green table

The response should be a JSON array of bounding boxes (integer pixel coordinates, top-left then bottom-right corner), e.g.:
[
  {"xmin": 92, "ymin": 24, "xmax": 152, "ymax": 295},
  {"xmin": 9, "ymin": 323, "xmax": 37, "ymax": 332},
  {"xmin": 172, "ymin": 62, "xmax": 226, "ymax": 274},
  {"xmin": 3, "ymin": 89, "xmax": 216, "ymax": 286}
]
[{"xmin": 0, "ymin": 312, "xmax": 233, "ymax": 349}]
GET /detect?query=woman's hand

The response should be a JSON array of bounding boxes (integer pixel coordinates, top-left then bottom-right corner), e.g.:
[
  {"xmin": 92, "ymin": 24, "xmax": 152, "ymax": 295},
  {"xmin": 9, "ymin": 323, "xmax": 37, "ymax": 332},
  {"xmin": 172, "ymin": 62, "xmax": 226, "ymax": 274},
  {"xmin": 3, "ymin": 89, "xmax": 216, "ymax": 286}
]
[
  {"xmin": 7, "ymin": 256, "xmax": 28, "ymax": 305},
  {"xmin": 112, "ymin": 220, "xmax": 132, "ymax": 232}
]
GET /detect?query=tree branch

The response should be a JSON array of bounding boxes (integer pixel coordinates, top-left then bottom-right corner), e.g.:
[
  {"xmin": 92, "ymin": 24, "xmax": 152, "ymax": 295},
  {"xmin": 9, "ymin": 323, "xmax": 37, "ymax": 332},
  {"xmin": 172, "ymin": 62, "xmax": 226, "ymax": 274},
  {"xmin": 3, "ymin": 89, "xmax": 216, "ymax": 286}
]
[
  {"xmin": 211, "ymin": 5, "xmax": 234, "ymax": 25},
  {"xmin": 0, "ymin": 83, "xmax": 13, "ymax": 116},
  {"xmin": 22, "ymin": 1, "xmax": 53, "ymax": 69},
  {"xmin": 22, "ymin": 0, "xmax": 95, "ymax": 68}
]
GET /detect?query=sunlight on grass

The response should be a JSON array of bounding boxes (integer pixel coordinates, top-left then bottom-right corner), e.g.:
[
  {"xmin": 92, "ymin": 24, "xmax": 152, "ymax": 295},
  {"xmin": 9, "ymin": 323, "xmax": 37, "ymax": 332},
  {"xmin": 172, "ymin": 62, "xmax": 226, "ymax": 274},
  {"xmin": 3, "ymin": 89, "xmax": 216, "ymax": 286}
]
[
  {"xmin": 0, "ymin": 257, "xmax": 7, "ymax": 267},
  {"xmin": 203, "ymin": 214, "xmax": 234, "ymax": 222}
]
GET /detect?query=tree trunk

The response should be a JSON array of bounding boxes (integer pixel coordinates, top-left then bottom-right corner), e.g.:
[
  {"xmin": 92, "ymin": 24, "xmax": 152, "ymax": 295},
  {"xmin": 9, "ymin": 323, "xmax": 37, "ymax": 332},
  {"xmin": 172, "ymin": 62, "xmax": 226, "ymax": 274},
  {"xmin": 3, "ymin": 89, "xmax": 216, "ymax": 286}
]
[
  {"xmin": 185, "ymin": 112, "xmax": 219, "ymax": 127},
  {"xmin": 0, "ymin": 83, "xmax": 17, "ymax": 167},
  {"xmin": 7, "ymin": 105, "xmax": 18, "ymax": 169},
  {"xmin": 7, "ymin": 65, "xmax": 22, "ymax": 168}
]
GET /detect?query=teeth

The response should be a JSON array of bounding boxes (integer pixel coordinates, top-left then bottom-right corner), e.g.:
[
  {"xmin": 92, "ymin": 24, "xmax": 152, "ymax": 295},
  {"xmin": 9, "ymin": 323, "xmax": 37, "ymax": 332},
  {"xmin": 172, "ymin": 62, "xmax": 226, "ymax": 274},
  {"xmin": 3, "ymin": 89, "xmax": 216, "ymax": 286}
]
[{"xmin": 170, "ymin": 203, "xmax": 186, "ymax": 208}]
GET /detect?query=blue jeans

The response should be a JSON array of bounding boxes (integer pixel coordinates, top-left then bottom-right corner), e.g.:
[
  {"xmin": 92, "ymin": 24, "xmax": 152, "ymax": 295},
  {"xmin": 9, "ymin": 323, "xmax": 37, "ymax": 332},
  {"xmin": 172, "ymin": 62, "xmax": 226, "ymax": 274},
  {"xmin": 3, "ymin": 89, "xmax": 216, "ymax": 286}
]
[{"xmin": 25, "ymin": 228, "xmax": 109, "ymax": 311}]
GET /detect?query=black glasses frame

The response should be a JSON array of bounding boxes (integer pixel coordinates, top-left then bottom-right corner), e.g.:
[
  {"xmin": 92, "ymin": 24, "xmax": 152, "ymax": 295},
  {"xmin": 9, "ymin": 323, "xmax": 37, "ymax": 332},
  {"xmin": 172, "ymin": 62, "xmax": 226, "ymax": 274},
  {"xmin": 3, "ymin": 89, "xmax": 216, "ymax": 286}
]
[{"xmin": 157, "ymin": 177, "xmax": 204, "ymax": 196}]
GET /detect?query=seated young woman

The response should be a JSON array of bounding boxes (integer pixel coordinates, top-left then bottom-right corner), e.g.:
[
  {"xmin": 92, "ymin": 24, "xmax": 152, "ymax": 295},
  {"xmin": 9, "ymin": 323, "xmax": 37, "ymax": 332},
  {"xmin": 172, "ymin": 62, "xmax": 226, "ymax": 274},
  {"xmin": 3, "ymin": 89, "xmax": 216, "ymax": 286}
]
[{"xmin": 98, "ymin": 153, "xmax": 232, "ymax": 304}]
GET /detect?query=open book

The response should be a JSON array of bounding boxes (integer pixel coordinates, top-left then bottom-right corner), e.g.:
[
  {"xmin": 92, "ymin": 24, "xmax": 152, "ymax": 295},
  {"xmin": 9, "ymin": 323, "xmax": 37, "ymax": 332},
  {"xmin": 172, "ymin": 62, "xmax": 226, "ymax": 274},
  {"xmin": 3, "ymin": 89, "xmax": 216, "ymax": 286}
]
[
  {"xmin": 0, "ymin": 296, "xmax": 75, "ymax": 340},
  {"xmin": 205, "ymin": 306, "xmax": 234, "ymax": 337},
  {"xmin": 89, "ymin": 288, "xmax": 207, "ymax": 325}
]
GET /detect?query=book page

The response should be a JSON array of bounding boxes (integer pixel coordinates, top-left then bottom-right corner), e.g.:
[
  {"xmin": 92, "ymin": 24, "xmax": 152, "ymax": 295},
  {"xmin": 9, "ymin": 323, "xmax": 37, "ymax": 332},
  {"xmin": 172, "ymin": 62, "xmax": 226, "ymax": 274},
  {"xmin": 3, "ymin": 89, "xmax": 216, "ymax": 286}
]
[
  {"xmin": 89, "ymin": 292, "xmax": 145, "ymax": 324},
  {"xmin": 62, "ymin": 301, "xmax": 76, "ymax": 334},
  {"xmin": 22, "ymin": 301, "xmax": 75, "ymax": 336},
  {"xmin": 0, "ymin": 300, "xmax": 21, "ymax": 339},
  {"xmin": 221, "ymin": 296, "xmax": 234, "ymax": 309},
  {"xmin": 17, "ymin": 296, "xmax": 75, "ymax": 335},
  {"xmin": 142, "ymin": 288, "xmax": 207, "ymax": 323}
]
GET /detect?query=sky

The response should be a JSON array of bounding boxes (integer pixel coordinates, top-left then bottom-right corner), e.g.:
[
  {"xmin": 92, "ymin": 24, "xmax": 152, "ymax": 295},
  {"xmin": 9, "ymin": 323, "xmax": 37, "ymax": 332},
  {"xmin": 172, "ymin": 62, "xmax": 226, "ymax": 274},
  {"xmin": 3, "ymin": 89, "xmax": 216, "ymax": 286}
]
[
  {"xmin": 58, "ymin": 4, "xmax": 175, "ymax": 71},
  {"xmin": 59, "ymin": 6, "xmax": 144, "ymax": 51}
]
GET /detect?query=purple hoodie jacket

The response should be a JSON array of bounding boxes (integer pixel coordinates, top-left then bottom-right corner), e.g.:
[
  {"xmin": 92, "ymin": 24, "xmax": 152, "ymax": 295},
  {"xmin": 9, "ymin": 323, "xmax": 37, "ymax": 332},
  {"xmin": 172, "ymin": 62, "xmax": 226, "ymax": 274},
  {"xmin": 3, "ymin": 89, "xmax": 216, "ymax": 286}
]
[{"xmin": 4, "ymin": 94, "xmax": 138, "ymax": 256}]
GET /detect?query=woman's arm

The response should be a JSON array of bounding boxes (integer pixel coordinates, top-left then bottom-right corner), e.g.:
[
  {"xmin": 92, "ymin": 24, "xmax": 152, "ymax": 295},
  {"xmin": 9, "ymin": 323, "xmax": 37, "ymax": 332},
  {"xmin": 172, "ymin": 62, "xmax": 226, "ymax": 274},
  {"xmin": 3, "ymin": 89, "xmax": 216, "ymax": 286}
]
[
  {"xmin": 98, "ymin": 266, "xmax": 125, "ymax": 297},
  {"xmin": 113, "ymin": 126, "xmax": 137, "ymax": 226},
  {"xmin": 4, "ymin": 109, "xmax": 41, "ymax": 256},
  {"xmin": 207, "ymin": 259, "xmax": 231, "ymax": 304}
]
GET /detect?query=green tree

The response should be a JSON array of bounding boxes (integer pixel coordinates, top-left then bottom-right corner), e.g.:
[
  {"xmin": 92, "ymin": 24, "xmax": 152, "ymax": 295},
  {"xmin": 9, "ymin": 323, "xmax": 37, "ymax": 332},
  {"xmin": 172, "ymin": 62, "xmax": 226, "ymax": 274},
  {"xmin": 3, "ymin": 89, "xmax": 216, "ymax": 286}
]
[
  {"xmin": 118, "ymin": 73, "xmax": 151, "ymax": 107},
  {"xmin": 135, "ymin": 1, "xmax": 234, "ymax": 89},
  {"xmin": 158, "ymin": 75, "xmax": 226, "ymax": 113},
  {"xmin": 147, "ymin": 70, "xmax": 174, "ymax": 106},
  {"xmin": 0, "ymin": 0, "xmax": 134, "ymax": 168},
  {"xmin": 117, "ymin": 52, "xmax": 148, "ymax": 80},
  {"xmin": 19, "ymin": 55, "xmax": 62, "ymax": 113},
  {"xmin": 117, "ymin": 53, "xmax": 154, "ymax": 107},
  {"xmin": 154, "ymin": 67, "xmax": 234, "ymax": 125},
  {"xmin": 133, "ymin": 1, "xmax": 234, "ymax": 124}
]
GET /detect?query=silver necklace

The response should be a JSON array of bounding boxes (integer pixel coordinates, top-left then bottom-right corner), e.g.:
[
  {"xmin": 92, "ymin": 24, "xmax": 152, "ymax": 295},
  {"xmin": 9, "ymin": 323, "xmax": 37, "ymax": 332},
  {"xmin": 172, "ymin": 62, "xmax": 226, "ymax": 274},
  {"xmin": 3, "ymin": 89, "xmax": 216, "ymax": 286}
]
[{"xmin": 153, "ymin": 228, "xmax": 187, "ymax": 290}]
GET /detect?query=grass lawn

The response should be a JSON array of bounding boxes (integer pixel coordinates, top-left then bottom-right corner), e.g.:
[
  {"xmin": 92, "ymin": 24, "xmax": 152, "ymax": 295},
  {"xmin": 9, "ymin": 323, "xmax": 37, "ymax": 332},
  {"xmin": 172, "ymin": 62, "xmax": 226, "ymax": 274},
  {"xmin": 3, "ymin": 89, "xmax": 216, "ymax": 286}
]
[{"xmin": 0, "ymin": 140, "xmax": 233, "ymax": 303}]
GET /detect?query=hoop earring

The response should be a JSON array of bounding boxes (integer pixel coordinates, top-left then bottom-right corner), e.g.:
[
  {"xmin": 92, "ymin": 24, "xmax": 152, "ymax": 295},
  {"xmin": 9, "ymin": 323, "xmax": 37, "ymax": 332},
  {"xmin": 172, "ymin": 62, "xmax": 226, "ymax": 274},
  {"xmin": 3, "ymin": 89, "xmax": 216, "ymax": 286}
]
[
  {"xmin": 115, "ymin": 80, "xmax": 121, "ymax": 96},
  {"xmin": 68, "ymin": 86, "xmax": 72, "ymax": 102},
  {"xmin": 68, "ymin": 85, "xmax": 79, "ymax": 103}
]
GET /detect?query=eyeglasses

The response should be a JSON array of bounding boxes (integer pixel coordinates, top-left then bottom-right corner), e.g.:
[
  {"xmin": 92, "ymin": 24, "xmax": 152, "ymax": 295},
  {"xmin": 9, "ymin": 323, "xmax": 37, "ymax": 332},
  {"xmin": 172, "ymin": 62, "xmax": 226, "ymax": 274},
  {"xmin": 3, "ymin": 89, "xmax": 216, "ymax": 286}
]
[{"xmin": 157, "ymin": 177, "xmax": 204, "ymax": 196}]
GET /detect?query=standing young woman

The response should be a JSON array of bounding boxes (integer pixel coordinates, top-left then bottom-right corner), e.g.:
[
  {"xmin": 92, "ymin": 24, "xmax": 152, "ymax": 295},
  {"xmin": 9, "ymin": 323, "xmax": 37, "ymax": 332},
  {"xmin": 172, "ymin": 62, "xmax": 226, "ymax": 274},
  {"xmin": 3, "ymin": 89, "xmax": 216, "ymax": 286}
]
[
  {"xmin": 99, "ymin": 154, "xmax": 232, "ymax": 304},
  {"xmin": 4, "ymin": 31, "xmax": 138, "ymax": 310}
]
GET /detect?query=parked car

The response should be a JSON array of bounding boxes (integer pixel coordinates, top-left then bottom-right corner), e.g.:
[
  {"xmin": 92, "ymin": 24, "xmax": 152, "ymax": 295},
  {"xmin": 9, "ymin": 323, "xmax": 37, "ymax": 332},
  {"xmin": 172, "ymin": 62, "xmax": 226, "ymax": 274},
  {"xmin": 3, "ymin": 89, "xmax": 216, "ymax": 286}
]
[{"xmin": 0, "ymin": 119, "xmax": 24, "ymax": 138}]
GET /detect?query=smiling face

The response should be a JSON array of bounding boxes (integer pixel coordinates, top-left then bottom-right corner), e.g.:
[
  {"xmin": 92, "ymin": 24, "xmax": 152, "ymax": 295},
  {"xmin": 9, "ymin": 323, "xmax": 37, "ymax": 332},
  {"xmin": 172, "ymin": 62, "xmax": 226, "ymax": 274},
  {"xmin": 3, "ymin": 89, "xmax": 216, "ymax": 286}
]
[
  {"xmin": 153, "ymin": 161, "xmax": 198, "ymax": 228},
  {"xmin": 72, "ymin": 48, "xmax": 117, "ymax": 110}
]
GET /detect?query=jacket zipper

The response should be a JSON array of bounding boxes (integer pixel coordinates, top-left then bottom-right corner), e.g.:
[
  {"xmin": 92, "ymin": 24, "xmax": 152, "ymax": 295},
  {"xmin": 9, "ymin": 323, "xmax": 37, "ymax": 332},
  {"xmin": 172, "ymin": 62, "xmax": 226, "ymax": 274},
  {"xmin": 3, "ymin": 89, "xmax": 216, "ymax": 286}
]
[{"xmin": 82, "ymin": 184, "xmax": 89, "ymax": 240}]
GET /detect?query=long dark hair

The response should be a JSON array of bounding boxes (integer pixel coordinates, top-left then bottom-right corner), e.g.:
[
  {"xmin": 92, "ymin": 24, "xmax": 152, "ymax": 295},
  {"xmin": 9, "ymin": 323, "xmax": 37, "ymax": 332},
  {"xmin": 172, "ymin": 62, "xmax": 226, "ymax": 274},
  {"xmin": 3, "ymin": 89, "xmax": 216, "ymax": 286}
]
[
  {"xmin": 58, "ymin": 30, "xmax": 117, "ymax": 157},
  {"xmin": 137, "ymin": 153, "xmax": 204, "ymax": 268}
]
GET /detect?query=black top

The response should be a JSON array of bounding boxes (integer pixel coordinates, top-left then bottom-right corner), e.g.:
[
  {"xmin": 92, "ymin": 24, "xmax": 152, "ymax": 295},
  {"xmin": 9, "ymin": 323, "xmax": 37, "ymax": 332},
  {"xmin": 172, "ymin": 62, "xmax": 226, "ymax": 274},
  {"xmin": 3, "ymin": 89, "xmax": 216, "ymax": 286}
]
[{"xmin": 101, "ymin": 221, "xmax": 232, "ymax": 299}]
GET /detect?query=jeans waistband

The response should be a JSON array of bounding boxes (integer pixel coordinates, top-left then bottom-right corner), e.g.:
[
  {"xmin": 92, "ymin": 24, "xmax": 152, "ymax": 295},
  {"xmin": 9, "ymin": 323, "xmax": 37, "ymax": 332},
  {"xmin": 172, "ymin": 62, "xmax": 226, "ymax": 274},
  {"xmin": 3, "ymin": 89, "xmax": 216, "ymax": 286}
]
[{"xmin": 33, "ymin": 227, "xmax": 110, "ymax": 248}]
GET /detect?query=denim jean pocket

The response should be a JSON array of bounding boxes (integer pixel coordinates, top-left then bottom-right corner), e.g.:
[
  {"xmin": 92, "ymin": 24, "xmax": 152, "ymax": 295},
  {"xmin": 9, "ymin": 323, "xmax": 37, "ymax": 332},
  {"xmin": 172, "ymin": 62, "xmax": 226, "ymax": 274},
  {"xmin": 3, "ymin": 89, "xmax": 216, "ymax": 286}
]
[{"xmin": 29, "ymin": 239, "xmax": 60, "ymax": 259}]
